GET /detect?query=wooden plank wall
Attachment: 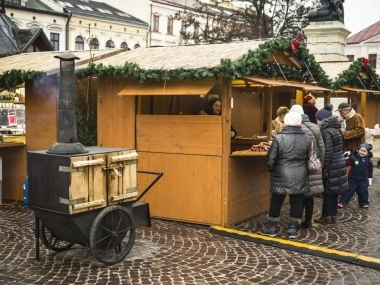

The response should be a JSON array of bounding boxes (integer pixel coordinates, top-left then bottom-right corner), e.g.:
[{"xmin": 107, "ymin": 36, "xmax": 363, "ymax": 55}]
[
  {"xmin": 136, "ymin": 115, "xmax": 222, "ymax": 156},
  {"xmin": 228, "ymin": 156, "xmax": 271, "ymax": 225},
  {"xmin": 97, "ymin": 76, "xmax": 136, "ymax": 148},
  {"xmin": 0, "ymin": 145, "xmax": 26, "ymax": 200},
  {"xmin": 136, "ymin": 115, "xmax": 223, "ymax": 225},
  {"xmin": 25, "ymin": 77, "xmax": 58, "ymax": 151},
  {"xmin": 138, "ymin": 152, "xmax": 222, "ymax": 225},
  {"xmin": 231, "ymin": 88, "xmax": 262, "ymax": 137}
]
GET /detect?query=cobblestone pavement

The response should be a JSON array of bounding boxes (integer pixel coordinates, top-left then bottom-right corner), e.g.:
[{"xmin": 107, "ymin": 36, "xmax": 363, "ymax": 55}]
[{"xmin": 1, "ymin": 173, "xmax": 380, "ymax": 284}]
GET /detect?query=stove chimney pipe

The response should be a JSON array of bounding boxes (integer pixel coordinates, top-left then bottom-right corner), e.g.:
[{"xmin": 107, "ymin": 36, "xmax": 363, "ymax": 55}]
[{"xmin": 47, "ymin": 52, "xmax": 88, "ymax": 154}]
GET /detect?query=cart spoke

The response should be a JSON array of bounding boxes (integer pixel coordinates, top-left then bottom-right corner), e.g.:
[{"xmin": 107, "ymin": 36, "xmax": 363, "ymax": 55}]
[
  {"xmin": 39, "ymin": 222, "xmax": 74, "ymax": 252},
  {"xmin": 98, "ymin": 224, "xmax": 113, "ymax": 234},
  {"xmin": 95, "ymin": 233, "xmax": 112, "ymax": 246},
  {"xmin": 115, "ymin": 226, "xmax": 133, "ymax": 235},
  {"xmin": 98, "ymin": 238, "xmax": 113, "ymax": 259}
]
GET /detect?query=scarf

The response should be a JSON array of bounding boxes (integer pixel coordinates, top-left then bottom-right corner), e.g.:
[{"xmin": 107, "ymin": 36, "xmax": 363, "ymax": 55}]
[{"xmin": 340, "ymin": 108, "xmax": 356, "ymax": 132}]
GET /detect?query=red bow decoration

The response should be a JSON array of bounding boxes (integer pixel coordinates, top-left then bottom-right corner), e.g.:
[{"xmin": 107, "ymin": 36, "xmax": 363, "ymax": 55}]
[
  {"xmin": 291, "ymin": 36, "xmax": 302, "ymax": 56},
  {"xmin": 362, "ymin": 57, "xmax": 369, "ymax": 69}
]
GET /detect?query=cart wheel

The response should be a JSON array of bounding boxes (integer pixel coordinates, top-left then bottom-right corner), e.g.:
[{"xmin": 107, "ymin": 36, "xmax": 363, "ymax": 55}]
[
  {"xmin": 90, "ymin": 205, "xmax": 136, "ymax": 265},
  {"xmin": 39, "ymin": 222, "xmax": 74, "ymax": 252}
]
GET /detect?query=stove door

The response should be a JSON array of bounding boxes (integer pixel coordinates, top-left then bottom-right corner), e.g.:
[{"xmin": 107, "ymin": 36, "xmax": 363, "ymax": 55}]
[
  {"xmin": 69, "ymin": 153, "xmax": 106, "ymax": 214},
  {"xmin": 106, "ymin": 150, "xmax": 138, "ymax": 206}
]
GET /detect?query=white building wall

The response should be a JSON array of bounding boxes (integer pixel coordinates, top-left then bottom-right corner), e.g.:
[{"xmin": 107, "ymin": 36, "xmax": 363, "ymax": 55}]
[
  {"xmin": 95, "ymin": 0, "xmax": 200, "ymax": 47},
  {"xmin": 151, "ymin": 4, "xmax": 182, "ymax": 46},
  {"xmin": 150, "ymin": 0, "xmax": 204, "ymax": 46},
  {"xmin": 345, "ymin": 34, "xmax": 380, "ymax": 72},
  {"xmin": 68, "ymin": 16, "xmax": 148, "ymax": 50}
]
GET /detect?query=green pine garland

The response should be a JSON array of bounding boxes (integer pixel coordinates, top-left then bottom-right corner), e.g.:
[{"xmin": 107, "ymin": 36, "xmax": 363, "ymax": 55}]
[{"xmin": 1, "ymin": 36, "xmax": 380, "ymax": 96}]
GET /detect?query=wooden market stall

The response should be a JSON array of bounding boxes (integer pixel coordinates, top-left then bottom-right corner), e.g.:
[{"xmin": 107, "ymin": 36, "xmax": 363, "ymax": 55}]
[{"xmin": 91, "ymin": 41, "xmax": 332, "ymax": 227}]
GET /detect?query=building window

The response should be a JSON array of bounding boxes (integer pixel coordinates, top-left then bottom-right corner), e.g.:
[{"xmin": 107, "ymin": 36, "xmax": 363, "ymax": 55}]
[
  {"xmin": 167, "ymin": 18, "xmax": 173, "ymax": 34},
  {"xmin": 120, "ymin": 42, "xmax": 128, "ymax": 49},
  {"xmin": 5, "ymin": 0, "xmax": 21, "ymax": 4},
  {"xmin": 106, "ymin": 40, "xmax": 114, "ymax": 49},
  {"xmin": 153, "ymin": 15, "xmax": 159, "ymax": 32},
  {"xmin": 75, "ymin": 36, "xmax": 84, "ymax": 50},
  {"xmin": 347, "ymin": 55, "xmax": 354, "ymax": 62},
  {"xmin": 50, "ymin": 33, "xmax": 59, "ymax": 51},
  {"xmin": 90, "ymin": 38, "xmax": 99, "ymax": 49},
  {"xmin": 369, "ymin": 54, "xmax": 377, "ymax": 68}
]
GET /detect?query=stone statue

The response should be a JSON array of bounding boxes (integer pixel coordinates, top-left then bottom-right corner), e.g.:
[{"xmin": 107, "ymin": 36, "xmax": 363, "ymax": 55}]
[{"xmin": 308, "ymin": 0, "xmax": 345, "ymax": 23}]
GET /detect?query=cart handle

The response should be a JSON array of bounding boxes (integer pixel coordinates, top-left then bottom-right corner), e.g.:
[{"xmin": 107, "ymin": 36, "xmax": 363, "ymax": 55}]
[{"xmin": 136, "ymin": 170, "xmax": 163, "ymax": 201}]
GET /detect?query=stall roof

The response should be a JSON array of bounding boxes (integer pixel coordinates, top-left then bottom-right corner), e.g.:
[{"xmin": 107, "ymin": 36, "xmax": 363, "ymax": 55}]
[
  {"xmin": 0, "ymin": 49, "xmax": 127, "ymax": 75},
  {"xmin": 117, "ymin": 78, "xmax": 217, "ymax": 96},
  {"xmin": 244, "ymin": 77, "xmax": 331, "ymax": 92},
  {"xmin": 340, "ymin": 86, "xmax": 380, "ymax": 94},
  {"xmin": 318, "ymin": 62, "xmax": 352, "ymax": 80},
  {"xmin": 93, "ymin": 41, "xmax": 265, "ymax": 70}
]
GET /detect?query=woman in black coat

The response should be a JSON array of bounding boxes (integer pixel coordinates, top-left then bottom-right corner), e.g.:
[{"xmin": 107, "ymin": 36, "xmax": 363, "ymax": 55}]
[
  {"xmin": 314, "ymin": 104, "xmax": 348, "ymax": 224},
  {"xmin": 260, "ymin": 112, "xmax": 311, "ymax": 239}
]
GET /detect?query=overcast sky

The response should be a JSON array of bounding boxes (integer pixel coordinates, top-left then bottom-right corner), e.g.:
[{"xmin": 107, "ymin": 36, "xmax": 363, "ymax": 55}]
[{"xmin": 344, "ymin": 0, "xmax": 380, "ymax": 36}]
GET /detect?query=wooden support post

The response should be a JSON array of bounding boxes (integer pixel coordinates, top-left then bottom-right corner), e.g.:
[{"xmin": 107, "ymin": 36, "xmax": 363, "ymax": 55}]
[
  {"xmin": 360, "ymin": 92, "xmax": 366, "ymax": 120},
  {"xmin": 267, "ymin": 87, "xmax": 273, "ymax": 141},
  {"xmin": 324, "ymin": 91, "xmax": 331, "ymax": 105},
  {"xmin": 295, "ymin": 90, "xmax": 303, "ymax": 105},
  {"xmin": 221, "ymin": 77, "xmax": 231, "ymax": 227}
]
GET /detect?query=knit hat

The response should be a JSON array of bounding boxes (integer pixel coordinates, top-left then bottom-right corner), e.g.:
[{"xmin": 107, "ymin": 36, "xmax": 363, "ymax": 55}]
[
  {"xmin": 284, "ymin": 112, "xmax": 302, "ymax": 126},
  {"xmin": 360, "ymin": 143, "xmax": 373, "ymax": 152},
  {"xmin": 304, "ymin": 94, "xmax": 316, "ymax": 104},
  {"xmin": 315, "ymin": 103, "xmax": 333, "ymax": 121},
  {"xmin": 289, "ymin": 104, "xmax": 304, "ymax": 115},
  {"xmin": 336, "ymin": 102, "xmax": 351, "ymax": 111}
]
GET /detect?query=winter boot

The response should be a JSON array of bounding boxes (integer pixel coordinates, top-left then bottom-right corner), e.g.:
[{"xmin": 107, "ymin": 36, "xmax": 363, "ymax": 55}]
[
  {"xmin": 301, "ymin": 220, "xmax": 312, "ymax": 229},
  {"xmin": 287, "ymin": 220, "xmax": 299, "ymax": 239},
  {"xmin": 260, "ymin": 221, "xmax": 278, "ymax": 237},
  {"xmin": 331, "ymin": 216, "xmax": 337, "ymax": 224},
  {"xmin": 314, "ymin": 216, "xmax": 332, "ymax": 224}
]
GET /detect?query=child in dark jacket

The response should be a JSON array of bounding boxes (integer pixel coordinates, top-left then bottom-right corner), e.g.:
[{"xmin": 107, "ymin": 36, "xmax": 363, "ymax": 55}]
[{"xmin": 338, "ymin": 143, "xmax": 373, "ymax": 208}]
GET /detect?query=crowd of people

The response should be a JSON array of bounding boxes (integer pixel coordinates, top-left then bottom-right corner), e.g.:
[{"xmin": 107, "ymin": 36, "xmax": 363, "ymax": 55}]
[{"xmin": 260, "ymin": 94, "xmax": 374, "ymax": 239}]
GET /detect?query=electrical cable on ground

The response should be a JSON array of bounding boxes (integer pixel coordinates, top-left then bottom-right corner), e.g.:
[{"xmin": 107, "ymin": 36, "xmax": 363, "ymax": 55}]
[{"xmin": 0, "ymin": 173, "xmax": 27, "ymax": 206}]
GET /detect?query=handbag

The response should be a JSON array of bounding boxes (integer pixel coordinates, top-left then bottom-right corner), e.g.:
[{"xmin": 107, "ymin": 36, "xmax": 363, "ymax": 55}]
[{"xmin": 308, "ymin": 141, "xmax": 322, "ymax": 173}]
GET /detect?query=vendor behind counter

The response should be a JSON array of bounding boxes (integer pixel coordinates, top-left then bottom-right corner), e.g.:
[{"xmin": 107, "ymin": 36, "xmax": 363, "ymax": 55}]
[{"xmin": 199, "ymin": 98, "xmax": 237, "ymax": 139}]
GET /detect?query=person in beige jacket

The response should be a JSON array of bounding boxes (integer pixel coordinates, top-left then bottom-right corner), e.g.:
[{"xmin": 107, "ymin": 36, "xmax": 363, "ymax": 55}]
[{"xmin": 336, "ymin": 102, "xmax": 365, "ymax": 153}]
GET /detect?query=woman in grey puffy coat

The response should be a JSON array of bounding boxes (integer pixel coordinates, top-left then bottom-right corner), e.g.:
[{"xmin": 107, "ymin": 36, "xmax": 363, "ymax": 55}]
[
  {"xmin": 260, "ymin": 112, "xmax": 311, "ymax": 239},
  {"xmin": 314, "ymin": 104, "xmax": 348, "ymax": 224},
  {"xmin": 289, "ymin": 105, "xmax": 325, "ymax": 228}
]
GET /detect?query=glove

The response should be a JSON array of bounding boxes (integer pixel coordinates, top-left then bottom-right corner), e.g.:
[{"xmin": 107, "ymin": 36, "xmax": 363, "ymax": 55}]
[
  {"xmin": 343, "ymin": 151, "xmax": 350, "ymax": 160},
  {"xmin": 368, "ymin": 178, "xmax": 372, "ymax": 186}
]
